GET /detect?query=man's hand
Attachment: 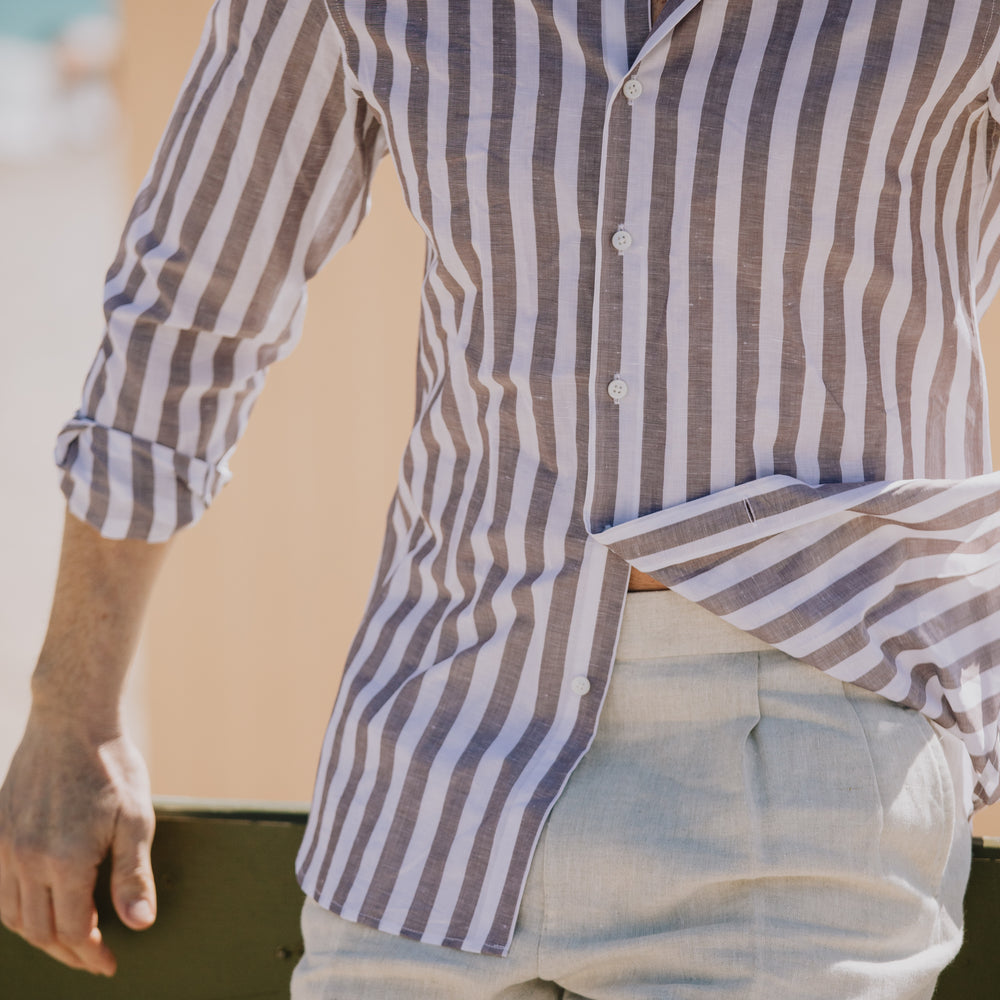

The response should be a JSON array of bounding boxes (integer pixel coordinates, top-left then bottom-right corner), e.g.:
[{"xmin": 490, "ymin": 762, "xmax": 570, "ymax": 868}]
[
  {"xmin": 0, "ymin": 510, "xmax": 169, "ymax": 974},
  {"xmin": 0, "ymin": 709, "xmax": 156, "ymax": 976}
]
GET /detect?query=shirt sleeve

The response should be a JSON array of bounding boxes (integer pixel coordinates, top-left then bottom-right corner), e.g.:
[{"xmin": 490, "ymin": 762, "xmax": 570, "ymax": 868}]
[
  {"xmin": 55, "ymin": 0, "xmax": 387, "ymax": 541},
  {"xmin": 976, "ymin": 60, "xmax": 1000, "ymax": 315}
]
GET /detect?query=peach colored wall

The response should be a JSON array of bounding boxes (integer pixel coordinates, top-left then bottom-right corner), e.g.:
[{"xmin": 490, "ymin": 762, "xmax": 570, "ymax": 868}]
[
  {"xmin": 120, "ymin": 0, "xmax": 423, "ymax": 804},
  {"xmin": 122, "ymin": 3, "xmax": 1000, "ymax": 835}
]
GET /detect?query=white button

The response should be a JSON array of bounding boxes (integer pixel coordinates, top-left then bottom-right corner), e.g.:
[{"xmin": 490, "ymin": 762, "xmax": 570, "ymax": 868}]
[
  {"xmin": 607, "ymin": 377, "xmax": 628, "ymax": 402},
  {"xmin": 623, "ymin": 78, "xmax": 643, "ymax": 100},
  {"xmin": 571, "ymin": 676, "xmax": 592, "ymax": 696},
  {"xmin": 611, "ymin": 229, "xmax": 633, "ymax": 253}
]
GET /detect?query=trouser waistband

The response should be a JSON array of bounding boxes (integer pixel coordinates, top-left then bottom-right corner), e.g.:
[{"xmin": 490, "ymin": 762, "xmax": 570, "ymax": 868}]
[{"xmin": 617, "ymin": 589, "xmax": 775, "ymax": 661}]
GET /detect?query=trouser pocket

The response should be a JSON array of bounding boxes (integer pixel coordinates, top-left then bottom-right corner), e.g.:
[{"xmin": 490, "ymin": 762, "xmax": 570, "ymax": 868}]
[
  {"xmin": 743, "ymin": 653, "xmax": 969, "ymax": 999},
  {"xmin": 842, "ymin": 683, "xmax": 958, "ymax": 907}
]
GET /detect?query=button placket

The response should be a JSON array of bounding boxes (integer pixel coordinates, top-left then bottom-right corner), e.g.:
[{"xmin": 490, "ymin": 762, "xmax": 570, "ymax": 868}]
[
  {"xmin": 588, "ymin": 79, "xmax": 640, "ymax": 531},
  {"xmin": 623, "ymin": 77, "xmax": 643, "ymax": 104}
]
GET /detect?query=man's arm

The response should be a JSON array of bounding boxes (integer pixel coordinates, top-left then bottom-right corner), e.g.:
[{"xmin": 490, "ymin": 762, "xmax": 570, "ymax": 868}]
[
  {"xmin": 0, "ymin": 0, "xmax": 388, "ymax": 977},
  {"xmin": 0, "ymin": 511, "xmax": 169, "ymax": 976}
]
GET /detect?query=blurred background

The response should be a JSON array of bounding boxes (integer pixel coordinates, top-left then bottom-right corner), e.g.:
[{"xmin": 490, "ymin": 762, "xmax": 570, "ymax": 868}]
[
  {"xmin": 1, "ymin": 1, "xmax": 1000, "ymax": 839},
  {"xmin": 0, "ymin": 0, "xmax": 422, "ymax": 807}
]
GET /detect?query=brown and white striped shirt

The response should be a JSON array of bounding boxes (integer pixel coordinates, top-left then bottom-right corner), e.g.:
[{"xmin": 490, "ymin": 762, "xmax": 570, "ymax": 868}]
[{"xmin": 57, "ymin": 0, "xmax": 1000, "ymax": 956}]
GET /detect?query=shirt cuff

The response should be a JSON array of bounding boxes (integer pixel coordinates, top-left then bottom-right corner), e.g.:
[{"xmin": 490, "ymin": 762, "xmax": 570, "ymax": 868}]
[{"xmin": 55, "ymin": 417, "xmax": 231, "ymax": 541}]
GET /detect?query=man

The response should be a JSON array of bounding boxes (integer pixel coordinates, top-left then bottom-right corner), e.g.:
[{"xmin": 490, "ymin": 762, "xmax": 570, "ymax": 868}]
[{"xmin": 1, "ymin": 0, "xmax": 999, "ymax": 996}]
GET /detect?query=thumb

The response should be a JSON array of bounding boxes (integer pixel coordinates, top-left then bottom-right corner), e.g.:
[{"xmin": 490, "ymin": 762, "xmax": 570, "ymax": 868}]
[{"xmin": 110, "ymin": 814, "xmax": 157, "ymax": 931}]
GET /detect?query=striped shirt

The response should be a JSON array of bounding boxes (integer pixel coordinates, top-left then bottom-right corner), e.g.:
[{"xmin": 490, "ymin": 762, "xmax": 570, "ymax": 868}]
[{"xmin": 56, "ymin": 0, "xmax": 1000, "ymax": 956}]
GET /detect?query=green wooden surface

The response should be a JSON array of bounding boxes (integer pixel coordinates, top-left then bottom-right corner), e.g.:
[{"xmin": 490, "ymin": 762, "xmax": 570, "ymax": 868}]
[
  {"xmin": 0, "ymin": 801, "xmax": 997, "ymax": 998},
  {"xmin": 934, "ymin": 837, "xmax": 1000, "ymax": 1000}
]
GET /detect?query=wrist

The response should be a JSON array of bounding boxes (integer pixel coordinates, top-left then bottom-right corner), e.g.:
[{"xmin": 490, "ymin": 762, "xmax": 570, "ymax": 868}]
[{"xmin": 30, "ymin": 663, "xmax": 124, "ymax": 741}]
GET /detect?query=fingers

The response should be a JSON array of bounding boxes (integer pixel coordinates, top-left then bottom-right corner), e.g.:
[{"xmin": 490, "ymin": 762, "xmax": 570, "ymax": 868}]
[
  {"xmin": 110, "ymin": 811, "xmax": 156, "ymax": 932},
  {"xmin": 51, "ymin": 870, "xmax": 117, "ymax": 976},
  {"xmin": 0, "ymin": 852, "xmax": 21, "ymax": 931},
  {"xmin": 19, "ymin": 879, "xmax": 55, "ymax": 947},
  {"xmin": 0, "ymin": 858, "xmax": 115, "ymax": 976},
  {"xmin": 21, "ymin": 883, "xmax": 91, "ymax": 972},
  {"xmin": 0, "ymin": 729, "xmax": 156, "ymax": 976}
]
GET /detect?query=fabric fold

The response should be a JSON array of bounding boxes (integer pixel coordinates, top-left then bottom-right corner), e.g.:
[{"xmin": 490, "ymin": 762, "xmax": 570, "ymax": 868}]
[{"xmin": 595, "ymin": 473, "xmax": 1000, "ymax": 806}]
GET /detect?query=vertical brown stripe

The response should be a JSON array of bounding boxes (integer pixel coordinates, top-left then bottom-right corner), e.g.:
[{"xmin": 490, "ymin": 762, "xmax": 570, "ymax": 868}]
[
  {"xmin": 817, "ymin": 1, "xmax": 902, "ymax": 482},
  {"xmin": 733, "ymin": 0, "xmax": 803, "ymax": 485},
  {"xmin": 773, "ymin": 1, "xmax": 850, "ymax": 476},
  {"xmin": 641, "ymin": 20, "xmax": 698, "ymax": 514},
  {"xmin": 685, "ymin": 4, "xmax": 752, "ymax": 499}
]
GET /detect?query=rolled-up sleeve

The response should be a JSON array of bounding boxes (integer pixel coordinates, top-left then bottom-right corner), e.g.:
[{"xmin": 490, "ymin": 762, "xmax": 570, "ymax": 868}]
[{"xmin": 56, "ymin": 0, "xmax": 386, "ymax": 541}]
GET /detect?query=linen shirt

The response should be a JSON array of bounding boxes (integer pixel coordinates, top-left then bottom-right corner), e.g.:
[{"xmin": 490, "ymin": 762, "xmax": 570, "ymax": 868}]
[{"xmin": 57, "ymin": 0, "xmax": 1000, "ymax": 956}]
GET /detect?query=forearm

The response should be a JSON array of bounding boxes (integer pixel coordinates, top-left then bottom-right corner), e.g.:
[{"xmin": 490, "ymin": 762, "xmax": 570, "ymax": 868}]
[
  {"xmin": 0, "ymin": 509, "xmax": 169, "ymax": 975},
  {"xmin": 30, "ymin": 510, "xmax": 169, "ymax": 735}
]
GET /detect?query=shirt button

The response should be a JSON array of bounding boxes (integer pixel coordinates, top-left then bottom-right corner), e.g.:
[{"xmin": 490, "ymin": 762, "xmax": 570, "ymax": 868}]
[
  {"xmin": 607, "ymin": 377, "xmax": 628, "ymax": 402},
  {"xmin": 611, "ymin": 228, "xmax": 633, "ymax": 253},
  {"xmin": 571, "ymin": 676, "xmax": 592, "ymax": 696},
  {"xmin": 623, "ymin": 78, "xmax": 643, "ymax": 100}
]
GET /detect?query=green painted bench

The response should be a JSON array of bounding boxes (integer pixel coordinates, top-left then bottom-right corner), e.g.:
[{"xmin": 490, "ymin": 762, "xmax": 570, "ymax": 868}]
[{"xmin": 1, "ymin": 799, "xmax": 997, "ymax": 998}]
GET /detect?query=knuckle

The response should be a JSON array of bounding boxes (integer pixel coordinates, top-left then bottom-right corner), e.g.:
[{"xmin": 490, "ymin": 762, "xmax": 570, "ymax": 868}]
[
  {"xmin": 13, "ymin": 850, "xmax": 49, "ymax": 881},
  {"xmin": 116, "ymin": 870, "xmax": 153, "ymax": 900},
  {"xmin": 12, "ymin": 840, "xmax": 96, "ymax": 886},
  {"xmin": 121, "ymin": 807, "xmax": 155, "ymax": 839},
  {"xmin": 113, "ymin": 848, "xmax": 152, "ymax": 881},
  {"xmin": 48, "ymin": 856, "xmax": 89, "ymax": 887},
  {"xmin": 58, "ymin": 924, "xmax": 92, "ymax": 948},
  {"xmin": 117, "ymin": 865, "xmax": 145, "ymax": 886},
  {"xmin": 10, "ymin": 831, "xmax": 50, "ymax": 859},
  {"xmin": 22, "ymin": 925, "xmax": 55, "ymax": 948}
]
